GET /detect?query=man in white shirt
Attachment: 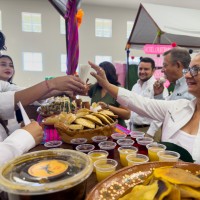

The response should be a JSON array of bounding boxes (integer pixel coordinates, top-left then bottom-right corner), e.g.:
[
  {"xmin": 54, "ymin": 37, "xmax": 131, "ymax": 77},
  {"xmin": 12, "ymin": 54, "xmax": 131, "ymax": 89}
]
[
  {"xmin": 130, "ymin": 57, "xmax": 168, "ymax": 133},
  {"xmin": 147, "ymin": 47, "xmax": 194, "ymax": 140},
  {"xmin": 154, "ymin": 47, "xmax": 194, "ymax": 101}
]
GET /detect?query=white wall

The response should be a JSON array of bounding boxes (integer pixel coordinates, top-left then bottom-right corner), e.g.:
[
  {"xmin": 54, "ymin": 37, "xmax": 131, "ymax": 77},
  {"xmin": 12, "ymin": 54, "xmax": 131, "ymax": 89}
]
[{"xmin": 0, "ymin": 0, "xmax": 144, "ymax": 87}]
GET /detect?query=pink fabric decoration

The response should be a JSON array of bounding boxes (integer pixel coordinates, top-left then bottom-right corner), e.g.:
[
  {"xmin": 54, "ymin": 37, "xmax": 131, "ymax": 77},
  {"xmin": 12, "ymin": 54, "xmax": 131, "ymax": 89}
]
[{"xmin": 65, "ymin": 0, "xmax": 79, "ymax": 75}]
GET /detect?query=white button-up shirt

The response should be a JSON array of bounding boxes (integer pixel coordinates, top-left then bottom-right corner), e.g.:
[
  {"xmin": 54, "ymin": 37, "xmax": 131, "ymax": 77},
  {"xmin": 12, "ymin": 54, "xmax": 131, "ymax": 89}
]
[
  {"xmin": 117, "ymin": 87, "xmax": 200, "ymax": 163},
  {"xmin": 147, "ymin": 76, "xmax": 195, "ymax": 136}
]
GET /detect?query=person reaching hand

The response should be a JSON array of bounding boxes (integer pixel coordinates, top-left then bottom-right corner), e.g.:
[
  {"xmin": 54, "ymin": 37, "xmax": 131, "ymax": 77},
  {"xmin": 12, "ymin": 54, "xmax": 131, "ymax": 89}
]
[{"xmin": 0, "ymin": 121, "xmax": 43, "ymax": 165}]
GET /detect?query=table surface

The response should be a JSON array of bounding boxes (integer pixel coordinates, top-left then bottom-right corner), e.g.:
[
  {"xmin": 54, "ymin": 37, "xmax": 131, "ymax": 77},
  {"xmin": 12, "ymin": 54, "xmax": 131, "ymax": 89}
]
[{"xmin": 29, "ymin": 141, "xmax": 124, "ymax": 196}]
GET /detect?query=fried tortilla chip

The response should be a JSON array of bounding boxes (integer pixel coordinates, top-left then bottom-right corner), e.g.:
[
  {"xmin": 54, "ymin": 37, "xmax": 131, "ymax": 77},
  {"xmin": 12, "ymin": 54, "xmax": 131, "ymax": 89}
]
[
  {"xmin": 99, "ymin": 110, "xmax": 118, "ymax": 118},
  {"xmin": 165, "ymin": 185, "xmax": 181, "ymax": 200},
  {"xmin": 76, "ymin": 111, "xmax": 89, "ymax": 118},
  {"xmin": 178, "ymin": 185, "xmax": 200, "ymax": 199},
  {"xmin": 119, "ymin": 180, "xmax": 159, "ymax": 200},
  {"xmin": 42, "ymin": 115, "xmax": 59, "ymax": 125},
  {"xmin": 153, "ymin": 167, "xmax": 200, "ymax": 188},
  {"xmin": 82, "ymin": 114, "xmax": 103, "ymax": 126},
  {"xmin": 77, "ymin": 108, "xmax": 91, "ymax": 113},
  {"xmin": 92, "ymin": 113, "xmax": 111, "ymax": 125},
  {"xmin": 155, "ymin": 180, "xmax": 173, "ymax": 200},
  {"xmin": 54, "ymin": 122, "xmax": 69, "ymax": 131},
  {"xmin": 68, "ymin": 124, "xmax": 84, "ymax": 130},
  {"xmin": 58, "ymin": 112, "xmax": 76, "ymax": 125},
  {"xmin": 75, "ymin": 118, "xmax": 95, "ymax": 129},
  {"xmin": 98, "ymin": 112, "xmax": 115, "ymax": 123}
]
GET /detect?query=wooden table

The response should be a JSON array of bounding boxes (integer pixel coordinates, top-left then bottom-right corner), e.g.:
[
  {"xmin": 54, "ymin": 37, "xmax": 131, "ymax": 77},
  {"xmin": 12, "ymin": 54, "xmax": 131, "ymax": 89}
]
[{"xmin": 29, "ymin": 142, "xmax": 123, "ymax": 195}]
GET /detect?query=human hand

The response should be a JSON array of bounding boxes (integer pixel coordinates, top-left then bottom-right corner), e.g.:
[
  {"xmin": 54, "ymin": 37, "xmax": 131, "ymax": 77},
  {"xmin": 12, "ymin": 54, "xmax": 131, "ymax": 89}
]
[
  {"xmin": 88, "ymin": 61, "xmax": 110, "ymax": 89},
  {"xmin": 22, "ymin": 121, "xmax": 43, "ymax": 145},
  {"xmin": 63, "ymin": 90, "xmax": 75, "ymax": 98},
  {"xmin": 48, "ymin": 75, "xmax": 86, "ymax": 95},
  {"xmin": 98, "ymin": 102, "xmax": 108, "ymax": 109},
  {"xmin": 154, "ymin": 80, "xmax": 164, "ymax": 95}
]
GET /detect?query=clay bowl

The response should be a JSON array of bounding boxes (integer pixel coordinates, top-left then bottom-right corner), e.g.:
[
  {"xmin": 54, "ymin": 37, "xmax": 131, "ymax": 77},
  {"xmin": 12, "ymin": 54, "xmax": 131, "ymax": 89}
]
[{"xmin": 86, "ymin": 161, "xmax": 200, "ymax": 200}]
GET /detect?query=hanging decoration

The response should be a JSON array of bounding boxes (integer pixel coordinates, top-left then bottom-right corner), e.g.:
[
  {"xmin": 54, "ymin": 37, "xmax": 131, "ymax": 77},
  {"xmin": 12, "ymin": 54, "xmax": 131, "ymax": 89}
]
[
  {"xmin": 76, "ymin": 9, "xmax": 84, "ymax": 28},
  {"xmin": 65, "ymin": 0, "xmax": 80, "ymax": 75}
]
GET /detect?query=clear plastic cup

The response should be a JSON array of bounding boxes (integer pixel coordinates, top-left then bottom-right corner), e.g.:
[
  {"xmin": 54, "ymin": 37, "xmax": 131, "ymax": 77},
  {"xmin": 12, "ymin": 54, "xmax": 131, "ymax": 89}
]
[
  {"xmin": 76, "ymin": 144, "xmax": 95, "ymax": 153},
  {"xmin": 98, "ymin": 141, "xmax": 116, "ymax": 159},
  {"xmin": 70, "ymin": 138, "xmax": 88, "ymax": 150},
  {"xmin": 118, "ymin": 146, "xmax": 138, "ymax": 167},
  {"xmin": 92, "ymin": 136, "xmax": 108, "ymax": 149},
  {"xmin": 130, "ymin": 131, "xmax": 145, "ymax": 142},
  {"xmin": 157, "ymin": 150, "xmax": 180, "ymax": 162},
  {"xmin": 146, "ymin": 143, "xmax": 166, "ymax": 161},
  {"xmin": 94, "ymin": 159, "xmax": 118, "ymax": 182},
  {"xmin": 88, "ymin": 150, "xmax": 109, "ymax": 172},
  {"xmin": 136, "ymin": 137, "xmax": 154, "ymax": 155},
  {"xmin": 44, "ymin": 140, "xmax": 62, "ymax": 148},
  {"xmin": 126, "ymin": 153, "xmax": 149, "ymax": 166},
  {"xmin": 111, "ymin": 133, "xmax": 127, "ymax": 143},
  {"xmin": 117, "ymin": 139, "xmax": 134, "ymax": 147}
]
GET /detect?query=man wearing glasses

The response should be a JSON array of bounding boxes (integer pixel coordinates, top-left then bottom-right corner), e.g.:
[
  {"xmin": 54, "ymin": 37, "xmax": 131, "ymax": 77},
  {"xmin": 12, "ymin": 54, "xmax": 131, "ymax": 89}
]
[
  {"xmin": 146, "ymin": 47, "xmax": 194, "ymax": 140},
  {"xmin": 154, "ymin": 47, "xmax": 194, "ymax": 100}
]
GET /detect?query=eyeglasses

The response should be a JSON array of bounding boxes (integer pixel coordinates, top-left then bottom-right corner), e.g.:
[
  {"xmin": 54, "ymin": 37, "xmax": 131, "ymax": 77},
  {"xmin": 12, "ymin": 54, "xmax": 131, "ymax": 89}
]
[{"xmin": 182, "ymin": 65, "xmax": 200, "ymax": 77}]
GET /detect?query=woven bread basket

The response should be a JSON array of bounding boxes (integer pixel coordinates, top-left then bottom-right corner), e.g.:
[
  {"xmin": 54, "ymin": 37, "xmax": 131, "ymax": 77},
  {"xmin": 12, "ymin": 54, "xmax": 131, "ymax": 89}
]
[{"xmin": 55, "ymin": 121, "xmax": 117, "ymax": 143}]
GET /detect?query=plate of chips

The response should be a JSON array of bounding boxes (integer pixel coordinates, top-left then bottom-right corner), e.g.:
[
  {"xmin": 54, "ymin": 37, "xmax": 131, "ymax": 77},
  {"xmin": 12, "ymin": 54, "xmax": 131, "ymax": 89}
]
[{"xmin": 86, "ymin": 162, "xmax": 200, "ymax": 200}]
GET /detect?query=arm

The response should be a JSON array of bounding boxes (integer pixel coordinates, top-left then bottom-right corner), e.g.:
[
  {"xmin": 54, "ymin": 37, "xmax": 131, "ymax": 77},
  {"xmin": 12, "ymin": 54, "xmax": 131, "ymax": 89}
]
[
  {"xmin": 0, "ymin": 121, "xmax": 43, "ymax": 165},
  {"xmin": 98, "ymin": 102, "xmax": 130, "ymax": 120},
  {"xmin": 89, "ymin": 61, "xmax": 171, "ymax": 122},
  {"xmin": 15, "ymin": 75, "xmax": 86, "ymax": 106}
]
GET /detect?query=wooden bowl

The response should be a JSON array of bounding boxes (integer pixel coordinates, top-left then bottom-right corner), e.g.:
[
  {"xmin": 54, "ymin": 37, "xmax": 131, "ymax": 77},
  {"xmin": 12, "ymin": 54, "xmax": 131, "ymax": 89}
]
[
  {"xmin": 55, "ymin": 121, "xmax": 117, "ymax": 144},
  {"xmin": 86, "ymin": 161, "xmax": 200, "ymax": 200}
]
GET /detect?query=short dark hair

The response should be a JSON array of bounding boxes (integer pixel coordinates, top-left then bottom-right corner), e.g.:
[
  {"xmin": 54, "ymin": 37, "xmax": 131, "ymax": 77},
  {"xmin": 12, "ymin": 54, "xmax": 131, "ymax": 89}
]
[
  {"xmin": 139, "ymin": 57, "xmax": 155, "ymax": 70},
  {"xmin": 99, "ymin": 61, "xmax": 120, "ymax": 86},
  {"xmin": 0, "ymin": 32, "xmax": 6, "ymax": 51},
  {"xmin": 163, "ymin": 47, "xmax": 191, "ymax": 68}
]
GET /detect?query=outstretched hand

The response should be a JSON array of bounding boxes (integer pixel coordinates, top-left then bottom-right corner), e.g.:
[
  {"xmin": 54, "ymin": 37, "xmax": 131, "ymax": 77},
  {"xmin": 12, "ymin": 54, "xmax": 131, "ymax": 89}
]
[{"xmin": 88, "ymin": 61, "xmax": 110, "ymax": 88}]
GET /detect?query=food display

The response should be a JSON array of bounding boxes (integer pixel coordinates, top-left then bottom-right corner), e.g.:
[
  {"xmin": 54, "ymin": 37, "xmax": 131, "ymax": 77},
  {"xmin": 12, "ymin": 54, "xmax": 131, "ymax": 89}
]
[
  {"xmin": 86, "ymin": 162, "xmax": 200, "ymax": 200},
  {"xmin": 37, "ymin": 96, "xmax": 73, "ymax": 116},
  {"xmin": 120, "ymin": 166, "xmax": 200, "ymax": 199},
  {"xmin": 42, "ymin": 108, "xmax": 117, "ymax": 143},
  {"xmin": 0, "ymin": 149, "xmax": 93, "ymax": 200},
  {"xmin": 54, "ymin": 108, "xmax": 117, "ymax": 143}
]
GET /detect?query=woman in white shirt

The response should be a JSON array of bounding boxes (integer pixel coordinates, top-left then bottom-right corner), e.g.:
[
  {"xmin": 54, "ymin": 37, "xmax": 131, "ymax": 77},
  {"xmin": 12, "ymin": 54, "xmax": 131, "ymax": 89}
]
[
  {"xmin": 0, "ymin": 55, "xmax": 24, "ymax": 133},
  {"xmin": 88, "ymin": 53, "xmax": 200, "ymax": 163}
]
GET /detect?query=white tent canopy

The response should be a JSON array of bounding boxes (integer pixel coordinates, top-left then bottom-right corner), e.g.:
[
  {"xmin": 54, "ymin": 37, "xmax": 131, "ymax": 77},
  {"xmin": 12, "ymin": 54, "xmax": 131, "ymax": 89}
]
[{"xmin": 128, "ymin": 3, "xmax": 200, "ymax": 49}]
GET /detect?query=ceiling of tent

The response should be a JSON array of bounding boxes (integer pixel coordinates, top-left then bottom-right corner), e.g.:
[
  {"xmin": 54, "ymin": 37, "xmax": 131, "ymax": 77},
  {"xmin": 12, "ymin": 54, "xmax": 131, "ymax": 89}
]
[{"xmin": 127, "ymin": 3, "xmax": 200, "ymax": 49}]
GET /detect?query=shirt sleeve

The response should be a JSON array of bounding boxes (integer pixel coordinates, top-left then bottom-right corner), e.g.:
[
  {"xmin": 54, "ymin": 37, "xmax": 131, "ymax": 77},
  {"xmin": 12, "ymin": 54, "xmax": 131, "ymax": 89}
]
[
  {"xmin": 0, "ymin": 129, "xmax": 35, "ymax": 165},
  {"xmin": 117, "ymin": 87, "xmax": 170, "ymax": 122},
  {"xmin": 0, "ymin": 91, "xmax": 15, "ymax": 120},
  {"xmin": 147, "ymin": 121, "xmax": 162, "ymax": 136}
]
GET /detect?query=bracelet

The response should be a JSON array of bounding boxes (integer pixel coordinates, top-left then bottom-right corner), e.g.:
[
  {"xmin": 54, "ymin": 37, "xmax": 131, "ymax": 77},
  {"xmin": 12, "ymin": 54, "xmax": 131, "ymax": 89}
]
[{"xmin": 45, "ymin": 80, "xmax": 50, "ymax": 90}]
